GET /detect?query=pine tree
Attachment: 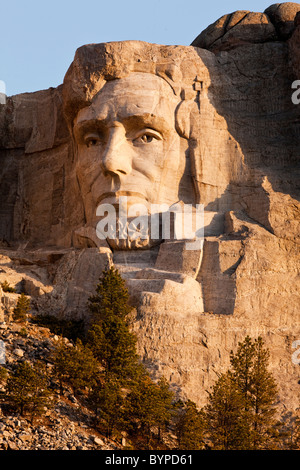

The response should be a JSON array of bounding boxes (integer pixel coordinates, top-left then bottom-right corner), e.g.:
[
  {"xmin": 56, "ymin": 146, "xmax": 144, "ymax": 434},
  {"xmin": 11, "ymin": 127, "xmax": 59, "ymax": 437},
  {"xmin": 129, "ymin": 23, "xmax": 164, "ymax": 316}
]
[
  {"xmin": 206, "ymin": 336, "xmax": 280, "ymax": 450},
  {"xmin": 155, "ymin": 377, "xmax": 175, "ymax": 440},
  {"xmin": 229, "ymin": 335, "xmax": 255, "ymax": 412},
  {"xmin": 175, "ymin": 399, "xmax": 206, "ymax": 450},
  {"xmin": 124, "ymin": 373, "xmax": 175, "ymax": 447},
  {"xmin": 248, "ymin": 337, "xmax": 278, "ymax": 448},
  {"xmin": 88, "ymin": 266, "xmax": 132, "ymax": 323},
  {"xmin": 230, "ymin": 336, "xmax": 279, "ymax": 449},
  {"xmin": 13, "ymin": 293, "xmax": 30, "ymax": 322},
  {"xmin": 86, "ymin": 267, "xmax": 140, "ymax": 383},
  {"xmin": 52, "ymin": 340, "xmax": 73, "ymax": 395},
  {"xmin": 27, "ymin": 361, "xmax": 54, "ymax": 423},
  {"xmin": 205, "ymin": 371, "xmax": 249, "ymax": 450},
  {"xmin": 291, "ymin": 414, "xmax": 300, "ymax": 449},
  {"xmin": 6, "ymin": 361, "xmax": 53, "ymax": 422},
  {"xmin": 86, "ymin": 267, "xmax": 175, "ymax": 446},
  {"xmin": 89, "ymin": 376, "xmax": 125, "ymax": 438},
  {"xmin": 125, "ymin": 373, "xmax": 159, "ymax": 447},
  {"xmin": 1, "ymin": 280, "xmax": 16, "ymax": 293},
  {"xmin": 52, "ymin": 339, "xmax": 98, "ymax": 395}
]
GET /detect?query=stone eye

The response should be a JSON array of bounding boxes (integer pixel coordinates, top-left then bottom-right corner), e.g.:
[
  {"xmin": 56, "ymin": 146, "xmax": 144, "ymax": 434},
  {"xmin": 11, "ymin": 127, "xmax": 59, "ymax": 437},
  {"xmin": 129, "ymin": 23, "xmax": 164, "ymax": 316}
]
[
  {"xmin": 84, "ymin": 133, "xmax": 101, "ymax": 148},
  {"xmin": 87, "ymin": 140, "xmax": 96, "ymax": 147},
  {"xmin": 140, "ymin": 134, "xmax": 155, "ymax": 143},
  {"xmin": 134, "ymin": 130, "xmax": 162, "ymax": 144}
]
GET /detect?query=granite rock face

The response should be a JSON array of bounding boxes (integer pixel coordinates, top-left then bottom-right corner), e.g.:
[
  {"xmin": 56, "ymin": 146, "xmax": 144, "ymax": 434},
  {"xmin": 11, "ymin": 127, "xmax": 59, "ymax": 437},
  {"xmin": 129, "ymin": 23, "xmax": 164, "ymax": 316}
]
[{"xmin": 0, "ymin": 3, "xmax": 299, "ymax": 412}]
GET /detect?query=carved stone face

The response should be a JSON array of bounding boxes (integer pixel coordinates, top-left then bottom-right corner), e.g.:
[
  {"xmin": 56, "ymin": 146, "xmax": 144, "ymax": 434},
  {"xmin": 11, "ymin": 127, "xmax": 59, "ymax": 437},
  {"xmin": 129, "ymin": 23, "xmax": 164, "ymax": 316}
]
[{"xmin": 73, "ymin": 72, "xmax": 187, "ymax": 248}]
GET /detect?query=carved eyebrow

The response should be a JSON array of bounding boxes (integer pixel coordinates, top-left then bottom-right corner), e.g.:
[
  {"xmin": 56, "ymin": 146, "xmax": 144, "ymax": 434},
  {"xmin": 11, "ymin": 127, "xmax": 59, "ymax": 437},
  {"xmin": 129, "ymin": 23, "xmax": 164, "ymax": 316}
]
[
  {"xmin": 73, "ymin": 119, "xmax": 106, "ymax": 142},
  {"xmin": 121, "ymin": 114, "xmax": 172, "ymax": 134},
  {"xmin": 74, "ymin": 113, "xmax": 172, "ymax": 140}
]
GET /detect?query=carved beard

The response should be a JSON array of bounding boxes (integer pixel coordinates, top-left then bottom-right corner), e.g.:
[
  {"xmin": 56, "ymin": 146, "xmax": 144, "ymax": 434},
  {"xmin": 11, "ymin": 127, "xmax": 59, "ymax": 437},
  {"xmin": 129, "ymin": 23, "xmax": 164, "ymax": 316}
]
[
  {"xmin": 107, "ymin": 236, "xmax": 161, "ymax": 251},
  {"xmin": 104, "ymin": 216, "xmax": 163, "ymax": 251}
]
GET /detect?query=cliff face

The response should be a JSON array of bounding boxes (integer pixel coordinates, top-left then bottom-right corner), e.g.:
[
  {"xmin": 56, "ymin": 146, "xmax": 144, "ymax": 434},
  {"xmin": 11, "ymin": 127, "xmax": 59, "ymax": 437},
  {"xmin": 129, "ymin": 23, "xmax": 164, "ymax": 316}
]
[{"xmin": 0, "ymin": 3, "xmax": 299, "ymax": 412}]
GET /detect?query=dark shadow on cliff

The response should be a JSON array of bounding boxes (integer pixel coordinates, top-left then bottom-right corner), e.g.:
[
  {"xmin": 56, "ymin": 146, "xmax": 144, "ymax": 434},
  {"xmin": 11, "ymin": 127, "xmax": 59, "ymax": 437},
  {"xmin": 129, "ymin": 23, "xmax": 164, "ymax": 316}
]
[
  {"xmin": 197, "ymin": 230, "xmax": 240, "ymax": 316},
  {"xmin": 193, "ymin": 33, "xmax": 300, "ymax": 204}
]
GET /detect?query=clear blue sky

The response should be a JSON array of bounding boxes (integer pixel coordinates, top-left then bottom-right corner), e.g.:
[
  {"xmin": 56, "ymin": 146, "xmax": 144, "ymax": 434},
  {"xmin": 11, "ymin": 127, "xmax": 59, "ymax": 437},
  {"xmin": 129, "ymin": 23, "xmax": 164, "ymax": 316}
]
[{"xmin": 1, "ymin": 0, "xmax": 278, "ymax": 96}]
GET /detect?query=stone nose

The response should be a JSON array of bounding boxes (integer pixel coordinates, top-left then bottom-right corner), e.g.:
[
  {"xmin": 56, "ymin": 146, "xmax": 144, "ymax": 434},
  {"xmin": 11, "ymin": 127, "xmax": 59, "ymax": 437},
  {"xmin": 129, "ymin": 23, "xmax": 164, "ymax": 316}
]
[{"xmin": 101, "ymin": 125, "xmax": 132, "ymax": 177}]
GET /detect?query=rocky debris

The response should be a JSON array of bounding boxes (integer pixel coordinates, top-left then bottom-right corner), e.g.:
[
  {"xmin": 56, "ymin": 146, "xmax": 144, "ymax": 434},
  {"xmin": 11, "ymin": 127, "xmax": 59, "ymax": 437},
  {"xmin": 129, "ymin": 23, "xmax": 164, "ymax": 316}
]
[
  {"xmin": 0, "ymin": 320, "xmax": 120, "ymax": 451},
  {"xmin": 0, "ymin": 413, "xmax": 116, "ymax": 451}
]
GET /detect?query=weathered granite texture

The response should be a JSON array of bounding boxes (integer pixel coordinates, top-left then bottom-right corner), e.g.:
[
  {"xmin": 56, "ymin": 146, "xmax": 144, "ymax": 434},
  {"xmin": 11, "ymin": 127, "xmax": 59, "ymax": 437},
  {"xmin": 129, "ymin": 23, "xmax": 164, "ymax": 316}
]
[{"xmin": 0, "ymin": 3, "xmax": 299, "ymax": 411}]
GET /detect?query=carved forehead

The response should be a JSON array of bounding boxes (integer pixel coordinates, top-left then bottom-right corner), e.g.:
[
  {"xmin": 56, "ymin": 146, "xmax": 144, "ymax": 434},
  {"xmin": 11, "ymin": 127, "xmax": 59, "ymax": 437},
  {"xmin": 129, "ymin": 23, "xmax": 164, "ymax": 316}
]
[
  {"xmin": 75, "ymin": 72, "xmax": 180, "ymax": 127},
  {"xmin": 95, "ymin": 72, "xmax": 178, "ymax": 99},
  {"xmin": 62, "ymin": 40, "xmax": 213, "ymax": 127}
]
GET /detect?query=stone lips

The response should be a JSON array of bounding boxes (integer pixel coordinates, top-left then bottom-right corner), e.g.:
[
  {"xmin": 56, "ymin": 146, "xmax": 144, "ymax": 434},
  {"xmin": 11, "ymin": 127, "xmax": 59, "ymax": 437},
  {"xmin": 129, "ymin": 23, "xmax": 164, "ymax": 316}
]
[{"xmin": 0, "ymin": 2, "xmax": 299, "ymax": 413}]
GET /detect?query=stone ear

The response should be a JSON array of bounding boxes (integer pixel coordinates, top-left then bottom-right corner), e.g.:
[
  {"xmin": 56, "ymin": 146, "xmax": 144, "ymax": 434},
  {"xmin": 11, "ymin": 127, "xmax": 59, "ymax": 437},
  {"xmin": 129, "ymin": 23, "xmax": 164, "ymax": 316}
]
[{"xmin": 175, "ymin": 99, "xmax": 199, "ymax": 139}]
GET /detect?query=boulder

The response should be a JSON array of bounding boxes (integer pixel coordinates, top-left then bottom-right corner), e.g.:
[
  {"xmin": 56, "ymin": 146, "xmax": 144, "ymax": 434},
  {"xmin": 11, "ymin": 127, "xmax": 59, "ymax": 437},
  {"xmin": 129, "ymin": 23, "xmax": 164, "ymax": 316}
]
[{"xmin": 265, "ymin": 2, "xmax": 300, "ymax": 39}]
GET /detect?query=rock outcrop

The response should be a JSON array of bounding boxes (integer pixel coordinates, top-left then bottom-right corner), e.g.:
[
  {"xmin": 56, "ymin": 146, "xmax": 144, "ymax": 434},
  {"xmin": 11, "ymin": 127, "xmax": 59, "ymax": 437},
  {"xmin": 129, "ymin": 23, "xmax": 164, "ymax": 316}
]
[
  {"xmin": 0, "ymin": 3, "xmax": 299, "ymax": 415},
  {"xmin": 191, "ymin": 2, "xmax": 300, "ymax": 50}
]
